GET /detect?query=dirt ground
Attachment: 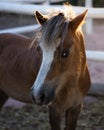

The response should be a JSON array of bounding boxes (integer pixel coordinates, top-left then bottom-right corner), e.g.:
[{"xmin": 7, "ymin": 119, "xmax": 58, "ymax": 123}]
[{"xmin": 0, "ymin": 13, "xmax": 104, "ymax": 130}]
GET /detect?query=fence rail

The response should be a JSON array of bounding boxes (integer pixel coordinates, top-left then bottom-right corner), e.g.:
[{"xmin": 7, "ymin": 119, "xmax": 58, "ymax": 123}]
[
  {"xmin": 0, "ymin": 0, "xmax": 45, "ymax": 3},
  {"xmin": 0, "ymin": 25, "xmax": 39, "ymax": 34},
  {"xmin": 0, "ymin": 2, "xmax": 104, "ymax": 19},
  {"xmin": 0, "ymin": 1, "xmax": 104, "ymax": 62}
]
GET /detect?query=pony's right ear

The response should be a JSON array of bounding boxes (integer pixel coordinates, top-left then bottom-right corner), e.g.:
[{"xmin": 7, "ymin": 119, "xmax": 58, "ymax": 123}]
[{"xmin": 35, "ymin": 11, "xmax": 48, "ymax": 25}]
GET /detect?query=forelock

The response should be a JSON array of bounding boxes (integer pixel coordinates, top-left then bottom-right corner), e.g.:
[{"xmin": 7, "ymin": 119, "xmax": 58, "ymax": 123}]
[{"xmin": 38, "ymin": 5, "xmax": 76, "ymax": 46}]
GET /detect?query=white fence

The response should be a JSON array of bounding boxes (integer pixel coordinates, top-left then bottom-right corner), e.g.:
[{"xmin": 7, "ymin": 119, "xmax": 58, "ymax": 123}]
[
  {"xmin": 0, "ymin": 1, "xmax": 104, "ymax": 34},
  {"xmin": 0, "ymin": 2, "xmax": 104, "ymax": 18},
  {"xmin": 0, "ymin": 0, "xmax": 45, "ymax": 4},
  {"xmin": 0, "ymin": 0, "xmax": 104, "ymax": 62}
]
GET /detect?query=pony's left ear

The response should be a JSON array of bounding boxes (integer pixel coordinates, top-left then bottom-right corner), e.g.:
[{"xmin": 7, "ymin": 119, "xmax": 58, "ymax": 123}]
[
  {"xmin": 71, "ymin": 10, "xmax": 88, "ymax": 31},
  {"xmin": 35, "ymin": 11, "xmax": 48, "ymax": 25}
]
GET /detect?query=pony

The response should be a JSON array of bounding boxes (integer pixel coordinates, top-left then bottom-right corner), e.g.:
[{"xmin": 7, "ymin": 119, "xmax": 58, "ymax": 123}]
[{"xmin": 0, "ymin": 5, "xmax": 91, "ymax": 130}]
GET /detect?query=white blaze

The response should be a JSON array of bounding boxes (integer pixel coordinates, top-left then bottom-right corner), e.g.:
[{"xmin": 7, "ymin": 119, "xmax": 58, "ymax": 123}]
[{"xmin": 32, "ymin": 40, "xmax": 60, "ymax": 97}]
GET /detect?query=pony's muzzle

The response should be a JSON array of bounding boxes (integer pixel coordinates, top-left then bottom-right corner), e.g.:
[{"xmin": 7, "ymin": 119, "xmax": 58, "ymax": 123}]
[{"xmin": 30, "ymin": 85, "xmax": 55, "ymax": 105}]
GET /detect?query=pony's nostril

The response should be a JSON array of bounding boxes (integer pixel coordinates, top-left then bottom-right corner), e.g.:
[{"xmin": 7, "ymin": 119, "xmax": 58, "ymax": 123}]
[
  {"xmin": 30, "ymin": 89, "xmax": 46, "ymax": 105},
  {"xmin": 40, "ymin": 93, "xmax": 46, "ymax": 103}
]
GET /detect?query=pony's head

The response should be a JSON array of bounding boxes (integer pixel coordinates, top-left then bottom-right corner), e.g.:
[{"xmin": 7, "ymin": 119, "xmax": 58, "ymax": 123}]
[{"xmin": 31, "ymin": 5, "xmax": 88, "ymax": 105}]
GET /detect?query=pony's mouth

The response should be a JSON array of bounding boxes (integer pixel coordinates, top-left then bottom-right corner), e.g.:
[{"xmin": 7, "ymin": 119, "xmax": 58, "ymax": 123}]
[
  {"xmin": 31, "ymin": 94, "xmax": 54, "ymax": 106},
  {"xmin": 30, "ymin": 87, "xmax": 55, "ymax": 106}
]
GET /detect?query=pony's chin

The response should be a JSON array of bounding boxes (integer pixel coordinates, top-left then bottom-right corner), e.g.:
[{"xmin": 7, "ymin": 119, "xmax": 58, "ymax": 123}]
[
  {"xmin": 31, "ymin": 95, "xmax": 53, "ymax": 106},
  {"xmin": 34, "ymin": 100, "xmax": 53, "ymax": 106}
]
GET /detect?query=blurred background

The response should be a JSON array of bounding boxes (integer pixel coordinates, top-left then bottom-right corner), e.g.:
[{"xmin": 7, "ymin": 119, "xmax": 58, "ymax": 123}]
[{"xmin": 0, "ymin": 0, "xmax": 104, "ymax": 130}]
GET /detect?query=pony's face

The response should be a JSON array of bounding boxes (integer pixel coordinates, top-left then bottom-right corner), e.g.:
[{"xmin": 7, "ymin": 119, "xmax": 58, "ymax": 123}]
[{"xmin": 31, "ymin": 8, "xmax": 88, "ymax": 105}]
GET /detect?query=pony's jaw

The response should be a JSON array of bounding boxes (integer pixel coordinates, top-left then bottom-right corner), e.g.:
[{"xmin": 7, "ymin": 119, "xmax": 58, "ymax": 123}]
[{"xmin": 31, "ymin": 41, "xmax": 60, "ymax": 105}]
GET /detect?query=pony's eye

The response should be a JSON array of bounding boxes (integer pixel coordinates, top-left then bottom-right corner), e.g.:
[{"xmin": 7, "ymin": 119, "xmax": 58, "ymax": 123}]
[{"xmin": 61, "ymin": 49, "xmax": 70, "ymax": 58}]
